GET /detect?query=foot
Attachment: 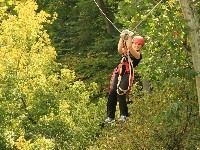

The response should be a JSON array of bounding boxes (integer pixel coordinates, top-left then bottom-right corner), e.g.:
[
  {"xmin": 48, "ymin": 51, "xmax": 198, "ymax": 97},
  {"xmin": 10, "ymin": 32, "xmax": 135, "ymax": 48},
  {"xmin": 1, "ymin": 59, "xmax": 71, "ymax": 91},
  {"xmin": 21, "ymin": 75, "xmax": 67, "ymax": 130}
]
[
  {"xmin": 104, "ymin": 117, "xmax": 115, "ymax": 123},
  {"xmin": 119, "ymin": 115, "xmax": 126, "ymax": 122}
]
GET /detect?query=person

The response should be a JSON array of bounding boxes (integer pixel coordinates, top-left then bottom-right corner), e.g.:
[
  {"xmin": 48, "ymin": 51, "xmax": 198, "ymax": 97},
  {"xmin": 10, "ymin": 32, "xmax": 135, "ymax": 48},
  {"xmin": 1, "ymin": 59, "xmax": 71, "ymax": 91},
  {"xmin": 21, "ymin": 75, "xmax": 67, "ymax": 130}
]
[{"xmin": 105, "ymin": 30, "xmax": 145, "ymax": 123}]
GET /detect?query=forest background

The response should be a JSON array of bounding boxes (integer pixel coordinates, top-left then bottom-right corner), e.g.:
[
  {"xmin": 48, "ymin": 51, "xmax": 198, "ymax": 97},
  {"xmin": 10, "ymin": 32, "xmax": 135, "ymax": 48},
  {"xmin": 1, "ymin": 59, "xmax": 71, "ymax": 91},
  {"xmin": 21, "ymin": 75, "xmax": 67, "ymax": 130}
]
[{"xmin": 0, "ymin": 0, "xmax": 199, "ymax": 149}]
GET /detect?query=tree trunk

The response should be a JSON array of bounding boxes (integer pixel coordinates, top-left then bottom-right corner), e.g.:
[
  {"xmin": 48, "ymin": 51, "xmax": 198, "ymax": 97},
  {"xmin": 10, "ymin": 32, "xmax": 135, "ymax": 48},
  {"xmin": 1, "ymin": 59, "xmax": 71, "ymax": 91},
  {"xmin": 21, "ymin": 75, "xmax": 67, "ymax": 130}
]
[
  {"xmin": 96, "ymin": 0, "xmax": 115, "ymax": 34},
  {"xmin": 179, "ymin": 0, "xmax": 200, "ymax": 115},
  {"xmin": 142, "ymin": 79, "xmax": 150, "ymax": 93}
]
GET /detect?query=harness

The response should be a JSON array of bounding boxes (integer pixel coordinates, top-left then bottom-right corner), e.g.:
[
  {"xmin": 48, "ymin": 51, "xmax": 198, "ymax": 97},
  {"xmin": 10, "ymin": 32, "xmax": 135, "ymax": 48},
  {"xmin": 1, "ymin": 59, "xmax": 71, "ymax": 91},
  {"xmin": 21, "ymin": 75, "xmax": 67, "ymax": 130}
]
[{"xmin": 116, "ymin": 49, "xmax": 134, "ymax": 95}]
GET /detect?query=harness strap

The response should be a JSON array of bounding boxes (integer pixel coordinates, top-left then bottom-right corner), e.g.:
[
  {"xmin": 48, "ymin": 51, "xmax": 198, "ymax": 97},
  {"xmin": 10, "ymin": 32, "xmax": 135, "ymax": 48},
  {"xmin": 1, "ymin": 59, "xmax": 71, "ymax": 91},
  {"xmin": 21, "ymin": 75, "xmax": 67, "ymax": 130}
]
[{"xmin": 117, "ymin": 50, "xmax": 134, "ymax": 95}]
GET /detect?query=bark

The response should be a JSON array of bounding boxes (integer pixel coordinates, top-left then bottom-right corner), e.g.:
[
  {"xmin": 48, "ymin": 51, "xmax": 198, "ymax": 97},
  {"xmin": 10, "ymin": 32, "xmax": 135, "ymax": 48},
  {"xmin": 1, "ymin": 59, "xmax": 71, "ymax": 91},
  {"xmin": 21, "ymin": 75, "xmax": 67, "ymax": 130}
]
[
  {"xmin": 96, "ymin": 0, "xmax": 115, "ymax": 34},
  {"xmin": 142, "ymin": 79, "xmax": 150, "ymax": 93},
  {"xmin": 132, "ymin": 0, "xmax": 138, "ymax": 4},
  {"xmin": 179, "ymin": 0, "xmax": 200, "ymax": 115}
]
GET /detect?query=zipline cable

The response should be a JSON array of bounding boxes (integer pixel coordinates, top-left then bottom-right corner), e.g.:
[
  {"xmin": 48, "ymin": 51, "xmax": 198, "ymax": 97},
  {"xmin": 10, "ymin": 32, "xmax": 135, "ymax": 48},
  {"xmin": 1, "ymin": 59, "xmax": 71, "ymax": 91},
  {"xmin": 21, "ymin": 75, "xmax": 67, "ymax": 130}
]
[
  {"xmin": 93, "ymin": 0, "xmax": 163, "ymax": 33},
  {"xmin": 132, "ymin": 0, "xmax": 163, "ymax": 31},
  {"xmin": 93, "ymin": 0, "xmax": 121, "ymax": 33}
]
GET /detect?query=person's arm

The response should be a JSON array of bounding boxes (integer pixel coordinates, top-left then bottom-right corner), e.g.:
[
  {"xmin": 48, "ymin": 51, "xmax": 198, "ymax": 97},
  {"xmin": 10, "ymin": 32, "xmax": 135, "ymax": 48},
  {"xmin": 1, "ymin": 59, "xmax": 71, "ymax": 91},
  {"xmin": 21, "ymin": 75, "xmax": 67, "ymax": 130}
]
[
  {"xmin": 118, "ymin": 38, "xmax": 127, "ymax": 54},
  {"xmin": 126, "ymin": 36, "xmax": 141, "ymax": 59}
]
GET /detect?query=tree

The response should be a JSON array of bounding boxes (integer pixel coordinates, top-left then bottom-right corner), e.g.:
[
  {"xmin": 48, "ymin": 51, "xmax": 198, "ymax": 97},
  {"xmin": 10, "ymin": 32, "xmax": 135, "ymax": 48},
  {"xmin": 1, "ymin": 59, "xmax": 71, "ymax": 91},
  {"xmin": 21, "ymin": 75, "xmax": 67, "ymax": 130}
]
[
  {"xmin": 0, "ymin": 1, "xmax": 105, "ymax": 149},
  {"xmin": 90, "ymin": 0, "xmax": 200, "ymax": 149},
  {"xmin": 35, "ymin": 0, "xmax": 80, "ymax": 55},
  {"xmin": 95, "ymin": 0, "xmax": 115, "ymax": 34},
  {"xmin": 179, "ymin": 0, "xmax": 200, "ymax": 115}
]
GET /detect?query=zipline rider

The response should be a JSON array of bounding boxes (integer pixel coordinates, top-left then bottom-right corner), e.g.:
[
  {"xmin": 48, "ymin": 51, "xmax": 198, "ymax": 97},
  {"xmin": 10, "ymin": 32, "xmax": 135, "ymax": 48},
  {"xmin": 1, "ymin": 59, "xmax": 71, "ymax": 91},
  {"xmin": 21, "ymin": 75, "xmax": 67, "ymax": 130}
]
[{"xmin": 105, "ymin": 30, "xmax": 145, "ymax": 123}]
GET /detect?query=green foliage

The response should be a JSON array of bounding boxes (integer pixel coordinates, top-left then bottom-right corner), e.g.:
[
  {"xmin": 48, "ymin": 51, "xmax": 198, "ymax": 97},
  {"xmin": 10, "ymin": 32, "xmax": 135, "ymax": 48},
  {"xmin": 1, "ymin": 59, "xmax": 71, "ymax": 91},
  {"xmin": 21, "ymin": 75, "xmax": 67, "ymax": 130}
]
[
  {"xmin": 0, "ymin": 0, "xmax": 199, "ymax": 149},
  {"xmin": 88, "ymin": 0, "xmax": 200, "ymax": 149},
  {"xmin": 61, "ymin": 35, "xmax": 120, "ymax": 76},
  {"xmin": 0, "ymin": 1, "xmax": 105, "ymax": 149},
  {"xmin": 90, "ymin": 82, "xmax": 199, "ymax": 149},
  {"xmin": 35, "ymin": 0, "xmax": 80, "ymax": 55}
]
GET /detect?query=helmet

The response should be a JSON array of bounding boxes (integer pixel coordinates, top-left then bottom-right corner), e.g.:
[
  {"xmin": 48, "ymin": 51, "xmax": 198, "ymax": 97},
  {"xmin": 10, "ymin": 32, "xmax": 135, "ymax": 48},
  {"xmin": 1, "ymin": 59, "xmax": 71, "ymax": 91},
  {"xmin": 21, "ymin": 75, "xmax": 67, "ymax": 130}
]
[{"xmin": 132, "ymin": 36, "xmax": 144, "ymax": 46}]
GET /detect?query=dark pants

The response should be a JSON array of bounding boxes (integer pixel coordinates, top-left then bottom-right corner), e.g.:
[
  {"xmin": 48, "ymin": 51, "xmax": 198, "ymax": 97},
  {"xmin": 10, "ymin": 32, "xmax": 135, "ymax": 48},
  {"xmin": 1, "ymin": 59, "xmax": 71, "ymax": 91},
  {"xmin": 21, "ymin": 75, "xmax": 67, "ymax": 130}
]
[{"xmin": 106, "ymin": 73, "xmax": 130, "ymax": 119}]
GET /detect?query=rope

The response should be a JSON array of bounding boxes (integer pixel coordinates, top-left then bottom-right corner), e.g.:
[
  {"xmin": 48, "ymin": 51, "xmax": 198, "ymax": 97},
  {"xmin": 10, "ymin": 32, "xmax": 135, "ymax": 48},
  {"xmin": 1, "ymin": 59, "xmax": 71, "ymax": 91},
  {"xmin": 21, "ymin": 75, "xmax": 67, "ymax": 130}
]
[
  {"xmin": 117, "ymin": 50, "xmax": 134, "ymax": 95},
  {"xmin": 132, "ymin": 0, "xmax": 163, "ymax": 31},
  {"xmin": 93, "ymin": 0, "xmax": 163, "ymax": 32},
  {"xmin": 93, "ymin": 0, "xmax": 121, "ymax": 33}
]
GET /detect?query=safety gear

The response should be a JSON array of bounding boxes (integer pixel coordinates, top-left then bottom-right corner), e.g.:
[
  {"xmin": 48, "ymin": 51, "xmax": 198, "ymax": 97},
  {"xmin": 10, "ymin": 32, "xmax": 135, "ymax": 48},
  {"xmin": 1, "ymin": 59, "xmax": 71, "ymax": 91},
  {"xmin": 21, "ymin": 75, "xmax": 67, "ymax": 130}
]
[
  {"xmin": 117, "ymin": 61, "xmax": 130, "ymax": 75},
  {"xmin": 132, "ymin": 36, "xmax": 145, "ymax": 46},
  {"xmin": 120, "ymin": 32, "xmax": 126, "ymax": 39},
  {"xmin": 120, "ymin": 29, "xmax": 128, "ymax": 40},
  {"xmin": 120, "ymin": 29, "xmax": 133, "ymax": 40},
  {"xmin": 128, "ymin": 31, "xmax": 134, "ymax": 37}
]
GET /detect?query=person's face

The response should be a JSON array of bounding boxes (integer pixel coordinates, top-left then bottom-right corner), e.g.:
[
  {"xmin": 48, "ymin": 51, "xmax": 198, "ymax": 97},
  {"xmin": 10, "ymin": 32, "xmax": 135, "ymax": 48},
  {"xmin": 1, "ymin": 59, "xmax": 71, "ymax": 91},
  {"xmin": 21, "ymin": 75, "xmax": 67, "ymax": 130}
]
[{"xmin": 132, "ymin": 42, "xmax": 143, "ymax": 51}]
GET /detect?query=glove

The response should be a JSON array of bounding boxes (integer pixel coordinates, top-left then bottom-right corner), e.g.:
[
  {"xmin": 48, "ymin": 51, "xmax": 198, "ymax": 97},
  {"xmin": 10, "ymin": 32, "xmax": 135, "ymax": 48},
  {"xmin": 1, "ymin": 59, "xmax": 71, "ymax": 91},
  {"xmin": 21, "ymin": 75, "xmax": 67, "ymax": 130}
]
[
  {"xmin": 120, "ymin": 29, "xmax": 129, "ymax": 40},
  {"xmin": 120, "ymin": 30, "xmax": 127, "ymax": 38},
  {"xmin": 120, "ymin": 29, "xmax": 134, "ymax": 40},
  {"xmin": 120, "ymin": 32, "xmax": 126, "ymax": 39},
  {"xmin": 128, "ymin": 31, "xmax": 134, "ymax": 37}
]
